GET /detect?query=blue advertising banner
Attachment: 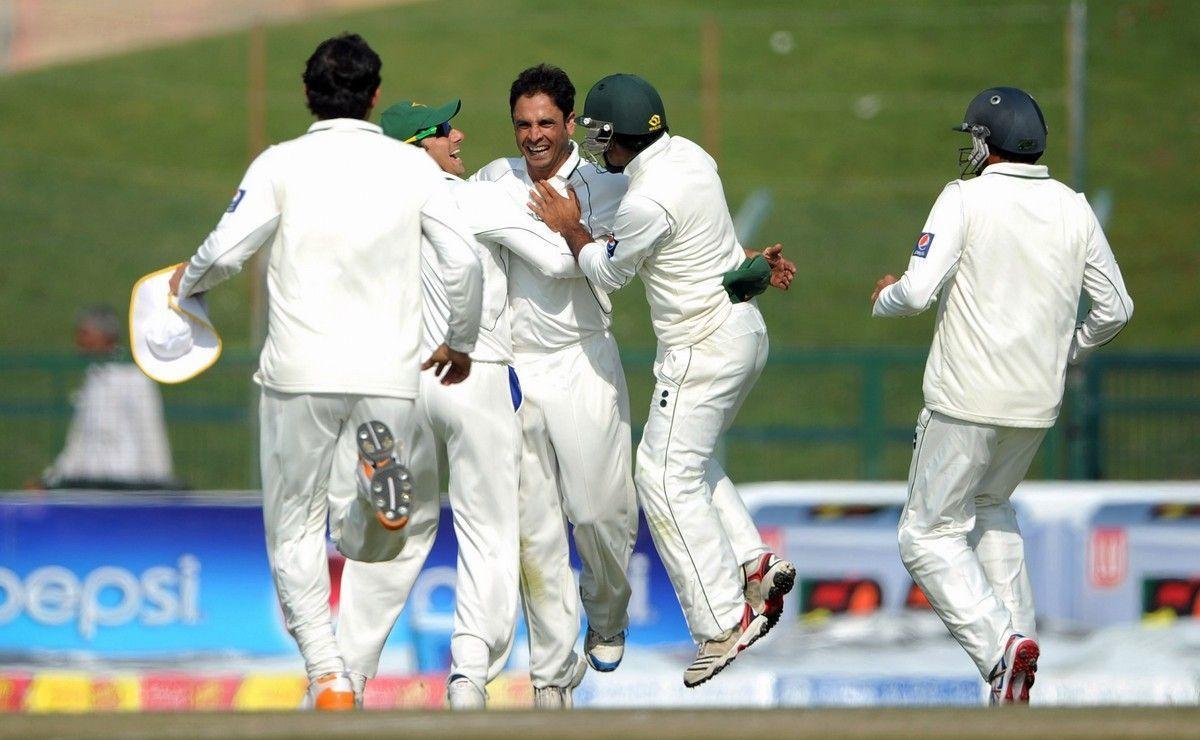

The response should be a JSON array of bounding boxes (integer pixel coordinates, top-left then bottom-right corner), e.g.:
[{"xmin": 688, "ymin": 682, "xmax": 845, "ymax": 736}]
[
  {"xmin": 0, "ymin": 493, "xmax": 294, "ymax": 657},
  {"xmin": 0, "ymin": 493, "xmax": 691, "ymax": 667}
]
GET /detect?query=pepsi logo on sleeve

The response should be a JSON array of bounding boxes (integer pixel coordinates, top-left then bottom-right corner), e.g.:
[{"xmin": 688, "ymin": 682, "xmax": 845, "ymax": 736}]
[
  {"xmin": 226, "ymin": 189, "xmax": 246, "ymax": 213},
  {"xmin": 913, "ymin": 232, "xmax": 934, "ymax": 258}
]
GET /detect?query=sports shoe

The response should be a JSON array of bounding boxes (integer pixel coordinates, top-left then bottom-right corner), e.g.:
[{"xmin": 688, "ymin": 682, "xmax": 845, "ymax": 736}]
[
  {"xmin": 302, "ymin": 671, "xmax": 356, "ymax": 711},
  {"xmin": 348, "ymin": 671, "xmax": 366, "ymax": 709},
  {"xmin": 532, "ymin": 685, "xmax": 570, "ymax": 709},
  {"xmin": 446, "ymin": 674, "xmax": 486, "ymax": 710},
  {"xmin": 988, "ymin": 633, "xmax": 1040, "ymax": 705},
  {"xmin": 743, "ymin": 552, "xmax": 796, "ymax": 631},
  {"xmin": 584, "ymin": 626, "xmax": 625, "ymax": 672},
  {"xmin": 683, "ymin": 603, "xmax": 768, "ymax": 688},
  {"xmin": 532, "ymin": 655, "xmax": 586, "ymax": 710},
  {"xmin": 356, "ymin": 421, "xmax": 413, "ymax": 531}
]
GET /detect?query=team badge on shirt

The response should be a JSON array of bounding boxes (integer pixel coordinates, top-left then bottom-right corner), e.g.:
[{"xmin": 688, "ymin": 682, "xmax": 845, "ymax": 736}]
[
  {"xmin": 913, "ymin": 232, "xmax": 934, "ymax": 258},
  {"xmin": 226, "ymin": 189, "xmax": 246, "ymax": 213},
  {"xmin": 606, "ymin": 236, "xmax": 619, "ymax": 257}
]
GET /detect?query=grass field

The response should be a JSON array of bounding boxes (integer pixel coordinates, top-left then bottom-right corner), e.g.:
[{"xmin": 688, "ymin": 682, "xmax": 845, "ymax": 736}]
[
  {"xmin": 0, "ymin": 0, "xmax": 1197, "ymax": 486},
  {"xmin": 4, "ymin": 708, "xmax": 1200, "ymax": 739}
]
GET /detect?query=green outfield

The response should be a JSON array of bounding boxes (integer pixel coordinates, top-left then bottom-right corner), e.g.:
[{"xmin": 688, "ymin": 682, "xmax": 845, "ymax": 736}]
[
  {"xmin": 0, "ymin": 0, "xmax": 1196, "ymax": 487},
  {"xmin": 3, "ymin": 708, "xmax": 1200, "ymax": 739}
]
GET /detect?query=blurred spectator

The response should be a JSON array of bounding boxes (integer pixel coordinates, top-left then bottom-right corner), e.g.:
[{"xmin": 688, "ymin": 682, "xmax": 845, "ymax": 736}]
[{"xmin": 39, "ymin": 305, "xmax": 178, "ymax": 490}]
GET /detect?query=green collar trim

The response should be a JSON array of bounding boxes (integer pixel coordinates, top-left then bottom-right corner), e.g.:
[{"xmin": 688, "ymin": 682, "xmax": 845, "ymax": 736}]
[{"xmin": 986, "ymin": 172, "xmax": 1051, "ymax": 180}]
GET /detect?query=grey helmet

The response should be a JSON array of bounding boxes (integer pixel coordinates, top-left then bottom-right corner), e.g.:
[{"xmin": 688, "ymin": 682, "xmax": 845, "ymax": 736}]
[{"xmin": 955, "ymin": 86, "xmax": 1047, "ymax": 177}]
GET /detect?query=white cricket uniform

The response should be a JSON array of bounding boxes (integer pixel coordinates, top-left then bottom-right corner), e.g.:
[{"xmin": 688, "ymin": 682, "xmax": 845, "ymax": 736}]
[
  {"xmin": 338, "ymin": 175, "xmax": 575, "ymax": 694},
  {"xmin": 43, "ymin": 361, "xmax": 174, "ymax": 488},
  {"xmin": 177, "ymin": 118, "xmax": 483, "ymax": 681},
  {"xmin": 575, "ymin": 133, "xmax": 771, "ymax": 642},
  {"xmin": 473, "ymin": 143, "xmax": 639, "ymax": 687},
  {"xmin": 873, "ymin": 161, "xmax": 1133, "ymax": 677}
]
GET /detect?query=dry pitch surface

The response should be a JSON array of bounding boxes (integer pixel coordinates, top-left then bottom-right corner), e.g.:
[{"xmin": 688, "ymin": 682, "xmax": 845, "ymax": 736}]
[{"xmin": 2, "ymin": 708, "xmax": 1199, "ymax": 739}]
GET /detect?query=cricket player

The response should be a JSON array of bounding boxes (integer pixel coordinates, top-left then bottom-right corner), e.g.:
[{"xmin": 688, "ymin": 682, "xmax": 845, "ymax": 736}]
[
  {"xmin": 335, "ymin": 99, "xmax": 591, "ymax": 709},
  {"xmin": 168, "ymin": 35, "xmax": 484, "ymax": 710},
  {"xmin": 472, "ymin": 64, "xmax": 637, "ymax": 707},
  {"xmin": 871, "ymin": 87, "xmax": 1133, "ymax": 704},
  {"xmin": 529, "ymin": 73, "xmax": 798, "ymax": 688}
]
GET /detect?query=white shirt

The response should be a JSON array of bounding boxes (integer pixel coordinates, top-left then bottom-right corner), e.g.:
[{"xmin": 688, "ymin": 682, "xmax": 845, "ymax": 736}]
[
  {"xmin": 420, "ymin": 175, "xmax": 512, "ymax": 363},
  {"xmin": 420, "ymin": 175, "xmax": 587, "ymax": 362},
  {"xmin": 576, "ymin": 134, "xmax": 745, "ymax": 350},
  {"xmin": 44, "ymin": 361, "xmax": 174, "ymax": 486},
  {"xmin": 179, "ymin": 118, "xmax": 483, "ymax": 399},
  {"xmin": 472, "ymin": 142, "xmax": 628, "ymax": 353},
  {"xmin": 873, "ymin": 162, "xmax": 1134, "ymax": 428}
]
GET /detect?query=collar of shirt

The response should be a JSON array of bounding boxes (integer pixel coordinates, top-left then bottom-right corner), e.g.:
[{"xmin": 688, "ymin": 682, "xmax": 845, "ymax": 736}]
[
  {"xmin": 980, "ymin": 161, "xmax": 1050, "ymax": 180},
  {"xmin": 549, "ymin": 140, "xmax": 583, "ymax": 184},
  {"xmin": 306, "ymin": 118, "xmax": 383, "ymax": 135},
  {"xmin": 622, "ymin": 132, "xmax": 671, "ymax": 180}
]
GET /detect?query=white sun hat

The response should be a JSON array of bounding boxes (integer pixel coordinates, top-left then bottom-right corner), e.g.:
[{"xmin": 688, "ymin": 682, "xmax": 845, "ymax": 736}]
[{"xmin": 130, "ymin": 264, "xmax": 222, "ymax": 384}]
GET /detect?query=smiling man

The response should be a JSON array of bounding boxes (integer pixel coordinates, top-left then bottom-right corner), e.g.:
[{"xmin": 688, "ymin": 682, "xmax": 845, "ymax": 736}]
[{"xmin": 472, "ymin": 64, "xmax": 636, "ymax": 708}]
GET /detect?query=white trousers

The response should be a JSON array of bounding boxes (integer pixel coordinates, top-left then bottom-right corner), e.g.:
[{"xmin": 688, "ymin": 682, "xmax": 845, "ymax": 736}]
[
  {"xmin": 635, "ymin": 303, "xmax": 770, "ymax": 643},
  {"xmin": 336, "ymin": 362, "xmax": 521, "ymax": 691},
  {"xmin": 259, "ymin": 389, "xmax": 413, "ymax": 680},
  {"xmin": 898, "ymin": 408, "xmax": 1044, "ymax": 678},
  {"xmin": 515, "ymin": 331, "xmax": 638, "ymax": 688}
]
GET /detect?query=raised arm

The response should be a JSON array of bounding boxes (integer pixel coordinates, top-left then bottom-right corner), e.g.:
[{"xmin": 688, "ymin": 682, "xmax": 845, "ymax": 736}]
[
  {"xmin": 457, "ymin": 181, "xmax": 581, "ymax": 278},
  {"xmin": 1068, "ymin": 197, "xmax": 1133, "ymax": 363},
  {"xmin": 173, "ymin": 150, "xmax": 281, "ymax": 297},
  {"xmin": 872, "ymin": 183, "xmax": 965, "ymax": 317},
  {"xmin": 529, "ymin": 183, "xmax": 670, "ymax": 293}
]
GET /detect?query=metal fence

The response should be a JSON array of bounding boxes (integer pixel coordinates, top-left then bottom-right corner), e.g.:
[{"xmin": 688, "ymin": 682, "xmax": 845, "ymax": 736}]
[{"xmin": 1, "ymin": 349, "xmax": 1196, "ymax": 490}]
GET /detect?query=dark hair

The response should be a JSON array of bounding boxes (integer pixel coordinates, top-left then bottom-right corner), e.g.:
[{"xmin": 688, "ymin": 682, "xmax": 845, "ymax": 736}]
[
  {"xmin": 993, "ymin": 147, "xmax": 1043, "ymax": 165},
  {"xmin": 509, "ymin": 64, "xmax": 574, "ymax": 119},
  {"xmin": 302, "ymin": 33, "xmax": 381, "ymax": 120},
  {"xmin": 76, "ymin": 305, "xmax": 120, "ymax": 341},
  {"xmin": 613, "ymin": 130, "xmax": 665, "ymax": 154}
]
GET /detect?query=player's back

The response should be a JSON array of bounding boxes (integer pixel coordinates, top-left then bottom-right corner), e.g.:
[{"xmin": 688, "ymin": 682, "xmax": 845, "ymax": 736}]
[
  {"xmin": 257, "ymin": 119, "xmax": 442, "ymax": 398},
  {"xmin": 624, "ymin": 134, "xmax": 744, "ymax": 349},
  {"xmin": 928, "ymin": 162, "xmax": 1094, "ymax": 427}
]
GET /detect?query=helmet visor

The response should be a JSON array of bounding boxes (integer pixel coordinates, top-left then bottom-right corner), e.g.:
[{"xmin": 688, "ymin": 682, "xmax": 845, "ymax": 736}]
[{"xmin": 577, "ymin": 116, "xmax": 615, "ymax": 170}]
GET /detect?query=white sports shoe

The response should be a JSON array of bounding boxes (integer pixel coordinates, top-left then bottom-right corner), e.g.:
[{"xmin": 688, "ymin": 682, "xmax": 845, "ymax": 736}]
[
  {"xmin": 988, "ymin": 633, "xmax": 1040, "ymax": 706},
  {"xmin": 301, "ymin": 671, "xmax": 356, "ymax": 711},
  {"xmin": 742, "ymin": 552, "xmax": 796, "ymax": 632},
  {"xmin": 532, "ymin": 655, "xmax": 586, "ymax": 710},
  {"xmin": 584, "ymin": 626, "xmax": 625, "ymax": 672},
  {"xmin": 683, "ymin": 604, "xmax": 768, "ymax": 688},
  {"xmin": 355, "ymin": 420, "xmax": 413, "ymax": 531},
  {"xmin": 348, "ymin": 671, "xmax": 366, "ymax": 709},
  {"xmin": 446, "ymin": 675, "xmax": 486, "ymax": 710}
]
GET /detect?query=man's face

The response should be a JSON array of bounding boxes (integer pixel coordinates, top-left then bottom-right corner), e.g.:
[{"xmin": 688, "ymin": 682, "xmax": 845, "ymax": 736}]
[
  {"xmin": 75, "ymin": 322, "xmax": 115, "ymax": 356},
  {"xmin": 420, "ymin": 125, "xmax": 466, "ymax": 176},
  {"xmin": 512, "ymin": 93, "xmax": 575, "ymax": 177}
]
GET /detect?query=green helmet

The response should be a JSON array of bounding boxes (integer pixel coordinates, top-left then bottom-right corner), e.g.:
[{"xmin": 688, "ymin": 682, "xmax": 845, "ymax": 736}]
[{"xmin": 578, "ymin": 73, "xmax": 668, "ymax": 171}]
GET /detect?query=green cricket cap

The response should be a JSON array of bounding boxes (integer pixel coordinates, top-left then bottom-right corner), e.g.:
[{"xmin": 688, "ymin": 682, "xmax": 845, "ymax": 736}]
[
  {"xmin": 583, "ymin": 74, "xmax": 667, "ymax": 136},
  {"xmin": 380, "ymin": 99, "xmax": 461, "ymax": 142}
]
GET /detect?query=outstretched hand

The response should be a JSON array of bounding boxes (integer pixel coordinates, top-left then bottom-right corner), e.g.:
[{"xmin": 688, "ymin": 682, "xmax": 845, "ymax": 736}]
[
  {"xmin": 760, "ymin": 243, "xmax": 795, "ymax": 291},
  {"xmin": 421, "ymin": 343, "xmax": 472, "ymax": 385}
]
